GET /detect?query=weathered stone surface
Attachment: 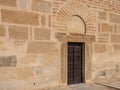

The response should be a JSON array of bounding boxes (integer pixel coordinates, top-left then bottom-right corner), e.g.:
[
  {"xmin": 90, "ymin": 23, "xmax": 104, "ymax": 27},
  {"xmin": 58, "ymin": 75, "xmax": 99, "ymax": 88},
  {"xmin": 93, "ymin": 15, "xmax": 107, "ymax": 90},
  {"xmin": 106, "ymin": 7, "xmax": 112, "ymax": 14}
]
[
  {"xmin": 34, "ymin": 28, "xmax": 51, "ymax": 40},
  {"xmin": 32, "ymin": 0, "xmax": 51, "ymax": 12},
  {"xmin": 27, "ymin": 42, "xmax": 59, "ymax": 53},
  {"xmin": 98, "ymin": 11, "xmax": 106, "ymax": 20},
  {"xmin": 0, "ymin": 67, "xmax": 33, "ymax": 80},
  {"xmin": 100, "ymin": 23, "xmax": 113, "ymax": 33},
  {"xmin": 20, "ymin": 55, "xmax": 37, "ymax": 65},
  {"xmin": 85, "ymin": 43, "xmax": 92, "ymax": 82},
  {"xmin": 97, "ymin": 34, "xmax": 109, "ymax": 43},
  {"xmin": 67, "ymin": 16, "xmax": 85, "ymax": 34},
  {"xmin": 0, "ymin": 0, "xmax": 16, "ymax": 7},
  {"xmin": 105, "ymin": 69, "xmax": 118, "ymax": 82},
  {"xmin": 0, "ymin": 56, "xmax": 17, "ymax": 67},
  {"xmin": 0, "ymin": 25, "xmax": 5, "ymax": 36},
  {"xmin": 48, "ymin": 15, "xmax": 51, "ymax": 27},
  {"xmin": 9, "ymin": 25, "xmax": 28, "ymax": 40},
  {"xmin": 0, "ymin": 81, "xmax": 25, "ymax": 90},
  {"xmin": 113, "ymin": 44, "xmax": 120, "ymax": 51},
  {"xmin": 111, "ymin": 35, "xmax": 120, "ymax": 43},
  {"xmin": 94, "ymin": 70, "xmax": 106, "ymax": 79},
  {"xmin": 1, "ymin": 9, "xmax": 39, "ymax": 25},
  {"xmin": 17, "ymin": 0, "xmax": 30, "ymax": 9},
  {"xmin": 114, "ymin": 24, "xmax": 118, "ymax": 33},
  {"xmin": 110, "ymin": 13, "xmax": 120, "ymax": 23},
  {"xmin": 41, "ymin": 15, "xmax": 46, "ymax": 26},
  {"xmin": 94, "ymin": 44, "xmax": 107, "ymax": 53},
  {"xmin": 118, "ymin": 25, "xmax": 120, "ymax": 33},
  {"xmin": 35, "ymin": 53, "xmax": 59, "ymax": 77}
]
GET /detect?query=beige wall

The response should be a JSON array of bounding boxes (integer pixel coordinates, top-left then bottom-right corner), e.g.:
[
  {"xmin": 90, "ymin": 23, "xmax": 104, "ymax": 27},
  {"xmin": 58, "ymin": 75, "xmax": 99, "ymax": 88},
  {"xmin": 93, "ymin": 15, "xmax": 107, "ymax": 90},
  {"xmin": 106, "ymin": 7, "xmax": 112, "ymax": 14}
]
[{"xmin": 0, "ymin": 0, "xmax": 120, "ymax": 90}]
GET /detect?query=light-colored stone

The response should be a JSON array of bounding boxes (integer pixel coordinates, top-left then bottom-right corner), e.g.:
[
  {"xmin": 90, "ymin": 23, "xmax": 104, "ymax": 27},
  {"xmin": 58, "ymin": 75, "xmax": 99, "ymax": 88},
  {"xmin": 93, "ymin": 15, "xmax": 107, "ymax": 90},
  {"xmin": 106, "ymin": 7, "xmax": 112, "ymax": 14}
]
[
  {"xmin": 98, "ymin": 11, "xmax": 106, "ymax": 20},
  {"xmin": 94, "ymin": 70, "xmax": 106, "ymax": 79},
  {"xmin": 0, "ymin": 81, "xmax": 26, "ymax": 90},
  {"xmin": 94, "ymin": 44, "xmax": 107, "ymax": 53},
  {"xmin": 105, "ymin": 69, "xmax": 118, "ymax": 82},
  {"xmin": 48, "ymin": 15, "xmax": 51, "ymax": 27},
  {"xmin": 17, "ymin": 0, "xmax": 31, "ymax": 9},
  {"xmin": 113, "ymin": 44, "xmax": 120, "ymax": 51},
  {"xmin": 97, "ymin": 34, "xmax": 109, "ymax": 43},
  {"xmin": 41, "ymin": 15, "xmax": 46, "ymax": 26},
  {"xmin": 27, "ymin": 42, "xmax": 59, "ymax": 53},
  {"xmin": 111, "ymin": 35, "xmax": 120, "ymax": 43},
  {"xmin": 0, "ymin": 25, "xmax": 5, "ymax": 36},
  {"xmin": 9, "ymin": 25, "xmax": 28, "ymax": 40},
  {"xmin": 20, "ymin": 55, "xmax": 37, "ymax": 65},
  {"xmin": 0, "ymin": 0, "xmax": 16, "ymax": 7},
  {"xmin": 118, "ymin": 25, "xmax": 120, "ymax": 33},
  {"xmin": 100, "ymin": 23, "xmax": 113, "ymax": 33},
  {"xmin": 109, "ymin": 13, "xmax": 120, "ymax": 23},
  {"xmin": 32, "ymin": 0, "xmax": 51, "ymax": 13},
  {"xmin": 1, "ymin": 9, "xmax": 39, "ymax": 26},
  {"xmin": 0, "ymin": 67, "xmax": 33, "ymax": 80},
  {"xmin": 34, "ymin": 28, "xmax": 51, "ymax": 40},
  {"xmin": 114, "ymin": 24, "xmax": 118, "ymax": 33},
  {"xmin": 35, "ymin": 53, "xmax": 60, "ymax": 77},
  {"xmin": 0, "ymin": 0, "xmax": 120, "ymax": 89},
  {"xmin": 66, "ymin": 16, "xmax": 85, "ymax": 34}
]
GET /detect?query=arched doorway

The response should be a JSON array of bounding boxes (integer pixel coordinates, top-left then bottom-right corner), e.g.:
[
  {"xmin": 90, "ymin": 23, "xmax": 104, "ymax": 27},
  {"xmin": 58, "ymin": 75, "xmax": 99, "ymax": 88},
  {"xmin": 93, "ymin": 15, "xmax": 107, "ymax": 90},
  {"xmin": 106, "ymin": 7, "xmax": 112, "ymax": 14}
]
[{"xmin": 54, "ymin": 0, "xmax": 96, "ymax": 85}]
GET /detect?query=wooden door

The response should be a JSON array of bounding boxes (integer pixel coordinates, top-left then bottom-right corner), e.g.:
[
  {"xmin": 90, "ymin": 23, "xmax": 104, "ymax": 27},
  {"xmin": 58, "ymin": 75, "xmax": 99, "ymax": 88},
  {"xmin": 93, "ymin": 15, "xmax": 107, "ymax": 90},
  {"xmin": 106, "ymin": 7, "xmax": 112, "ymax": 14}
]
[{"xmin": 68, "ymin": 42, "xmax": 84, "ymax": 85}]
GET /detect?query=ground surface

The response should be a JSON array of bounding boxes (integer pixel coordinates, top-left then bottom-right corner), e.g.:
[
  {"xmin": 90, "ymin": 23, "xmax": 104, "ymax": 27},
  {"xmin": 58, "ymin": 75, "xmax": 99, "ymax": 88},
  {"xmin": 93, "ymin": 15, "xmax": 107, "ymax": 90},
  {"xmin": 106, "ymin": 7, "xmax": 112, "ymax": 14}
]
[{"xmin": 33, "ymin": 81, "xmax": 120, "ymax": 90}]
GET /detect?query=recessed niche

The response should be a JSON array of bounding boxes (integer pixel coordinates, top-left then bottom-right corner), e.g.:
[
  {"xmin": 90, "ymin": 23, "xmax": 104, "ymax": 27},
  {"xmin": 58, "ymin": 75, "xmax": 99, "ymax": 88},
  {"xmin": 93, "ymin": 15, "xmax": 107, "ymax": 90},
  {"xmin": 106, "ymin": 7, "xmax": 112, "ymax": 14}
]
[{"xmin": 66, "ymin": 16, "xmax": 85, "ymax": 34}]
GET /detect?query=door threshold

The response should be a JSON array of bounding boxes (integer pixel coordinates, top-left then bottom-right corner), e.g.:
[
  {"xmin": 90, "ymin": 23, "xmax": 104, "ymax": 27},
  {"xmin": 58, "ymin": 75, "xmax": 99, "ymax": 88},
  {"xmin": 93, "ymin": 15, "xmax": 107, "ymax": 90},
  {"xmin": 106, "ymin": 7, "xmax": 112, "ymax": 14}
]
[{"xmin": 68, "ymin": 83, "xmax": 85, "ymax": 87}]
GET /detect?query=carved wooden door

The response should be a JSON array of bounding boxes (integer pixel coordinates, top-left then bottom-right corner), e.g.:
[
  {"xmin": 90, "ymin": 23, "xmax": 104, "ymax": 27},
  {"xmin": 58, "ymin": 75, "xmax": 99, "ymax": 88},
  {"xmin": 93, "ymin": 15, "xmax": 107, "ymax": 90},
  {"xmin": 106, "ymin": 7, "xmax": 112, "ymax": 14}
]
[{"xmin": 68, "ymin": 42, "xmax": 84, "ymax": 85}]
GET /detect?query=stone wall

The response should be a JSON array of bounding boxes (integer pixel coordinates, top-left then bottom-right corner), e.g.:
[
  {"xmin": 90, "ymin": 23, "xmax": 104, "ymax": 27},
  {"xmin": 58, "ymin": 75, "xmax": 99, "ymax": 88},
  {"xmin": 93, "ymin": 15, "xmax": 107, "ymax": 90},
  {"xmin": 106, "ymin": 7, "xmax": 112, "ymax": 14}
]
[
  {"xmin": 0, "ymin": 0, "xmax": 120, "ymax": 90},
  {"xmin": 0, "ymin": 0, "xmax": 60, "ymax": 90}
]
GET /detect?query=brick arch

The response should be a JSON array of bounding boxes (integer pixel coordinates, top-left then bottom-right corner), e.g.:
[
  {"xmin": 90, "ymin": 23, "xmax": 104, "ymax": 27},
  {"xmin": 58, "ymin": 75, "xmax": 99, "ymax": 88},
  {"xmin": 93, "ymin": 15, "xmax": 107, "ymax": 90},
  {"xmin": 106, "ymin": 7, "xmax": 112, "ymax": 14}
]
[{"xmin": 54, "ymin": 0, "xmax": 96, "ymax": 34}]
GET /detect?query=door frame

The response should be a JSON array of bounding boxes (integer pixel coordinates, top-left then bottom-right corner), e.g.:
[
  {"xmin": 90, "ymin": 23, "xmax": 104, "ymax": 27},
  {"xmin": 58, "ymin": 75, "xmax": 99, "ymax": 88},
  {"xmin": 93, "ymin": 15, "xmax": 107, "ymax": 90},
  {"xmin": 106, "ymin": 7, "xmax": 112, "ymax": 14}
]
[{"xmin": 55, "ymin": 33, "xmax": 95, "ymax": 86}]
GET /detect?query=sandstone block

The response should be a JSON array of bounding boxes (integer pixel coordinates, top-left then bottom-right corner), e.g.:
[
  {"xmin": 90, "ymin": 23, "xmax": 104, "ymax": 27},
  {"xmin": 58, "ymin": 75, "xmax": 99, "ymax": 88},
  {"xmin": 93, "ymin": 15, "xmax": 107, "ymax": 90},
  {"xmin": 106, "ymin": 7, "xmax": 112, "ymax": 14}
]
[
  {"xmin": 94, "ymin": 70, "xmax": 106, "ymax": 79},
  {"xmin": 98, "ymin": 11, "xmax": 106, "ymax": 20},
  {"xmin": 41, "ymin": 15, "xmax": 46, "ymax": 26},
  {"xmin": 17, "ymin": 0, "xmax": 30, "ymax": 9},
  {"xmin": 0, "ymin": 81, "xmax": 25, "ymax": 90},
  {"xmin": 0, "ymin": 67, "xmax": 33, "ymax": 80},
  {"xmin": 48, "ymin": 15, "xmax": 51, "ymax": 27},
  {"xmin": 114, "ymin": 24, "xmax": 118, "ymax": 33},
  {"xmin": 0, "ymin": 0, "xmax": 16, "ymax": 7},
  {"xmin": 113, "ymin": 44, "xmax": 120, "ymax": 51},
  {"xmin": 9, "ymin": 25, "xmax": 28, "ymax": 40},
  {"xmin": 100, "ymin": 23, "xmax": 113, "ymax": 33},
  {"xmin": 94, "ymin": 44, "xmax": 107, "ymax": 53},
  {"xmin": 27, "ymin": 42, "xmax": 59, "ymax": 53},
  {"xmin": 0, "ymin": 25, "xmax": 5, "ymax": 36},
  {"xmin": 0, "ymin": 56, "xmax": 17, "ymax": 67},
  {"xmin": 111, "ymin": 35, "xmax": 120, "ymax": 43},
  {"xmin": 109, "ymin": 13, "xmax": 120, "ymax": 23},
  {"xmin": 97, "ymin": 34, "xmax": 109, "ymax": 43},
  {"xmin": 105, "ymin": 69, "xmax": 118, "ymax": 82},
  {"xmin": 34, "ymin": 28, "xmax": 51, "ymax": 40},
  {"xmin": 1, "ymin": 9, "xmax": 39, "ymax": 26},
  {"xmin": 118, "ymin": 25, "xmax": 120, "ymax": 33},
  {"xmin": 32, "ymin": 0, "xmax": 51, "ymax": 13},
  {"xmin": 20, "ymin": 55, "xmax": 37, "ymax": 65}
]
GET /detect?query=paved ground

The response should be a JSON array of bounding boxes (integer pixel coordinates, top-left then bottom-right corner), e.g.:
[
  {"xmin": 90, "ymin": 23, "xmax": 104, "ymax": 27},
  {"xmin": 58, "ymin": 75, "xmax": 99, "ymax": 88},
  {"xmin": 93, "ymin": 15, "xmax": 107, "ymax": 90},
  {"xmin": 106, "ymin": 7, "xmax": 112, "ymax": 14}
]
[
  {"xmin": 95, "ymin": 81, "xmax": 120, "ymax": 90},
  {"xmin": 53, "ymin": 84, "xmax": 117, "ymax": 90},
  {"xmin": 33, "ymin": 81, "xmax": 120, "ymax": 90}
]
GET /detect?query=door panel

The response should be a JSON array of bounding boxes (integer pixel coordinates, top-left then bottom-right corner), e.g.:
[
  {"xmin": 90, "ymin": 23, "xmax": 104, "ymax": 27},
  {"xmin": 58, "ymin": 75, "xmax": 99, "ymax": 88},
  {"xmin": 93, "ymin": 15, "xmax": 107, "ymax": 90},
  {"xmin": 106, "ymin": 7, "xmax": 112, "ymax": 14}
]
[{"xmin": 68, "ymin": 42, "xmax": 84, "ymax": 85}]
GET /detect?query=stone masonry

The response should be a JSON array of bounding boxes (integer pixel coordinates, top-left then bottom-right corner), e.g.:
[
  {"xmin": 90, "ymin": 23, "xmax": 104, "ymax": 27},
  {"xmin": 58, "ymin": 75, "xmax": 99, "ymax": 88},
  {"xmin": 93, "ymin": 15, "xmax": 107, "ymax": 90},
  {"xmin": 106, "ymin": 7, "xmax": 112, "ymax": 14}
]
[{"xmin": 0, "ymin": 0, "xmax": 120, "ymax": 90}]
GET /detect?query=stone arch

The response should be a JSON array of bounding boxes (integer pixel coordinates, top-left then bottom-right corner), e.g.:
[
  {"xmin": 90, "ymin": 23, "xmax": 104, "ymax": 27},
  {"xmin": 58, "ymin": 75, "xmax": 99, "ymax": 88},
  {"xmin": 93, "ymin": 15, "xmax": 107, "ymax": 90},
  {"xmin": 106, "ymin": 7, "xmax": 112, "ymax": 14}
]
[
  {"xmin": 54, "ymin": 0, "xmax": 96, "ymax": 34},
  {"xmin": 54, "ymin": 0, "xmax": 96, "ymax": 85}
]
